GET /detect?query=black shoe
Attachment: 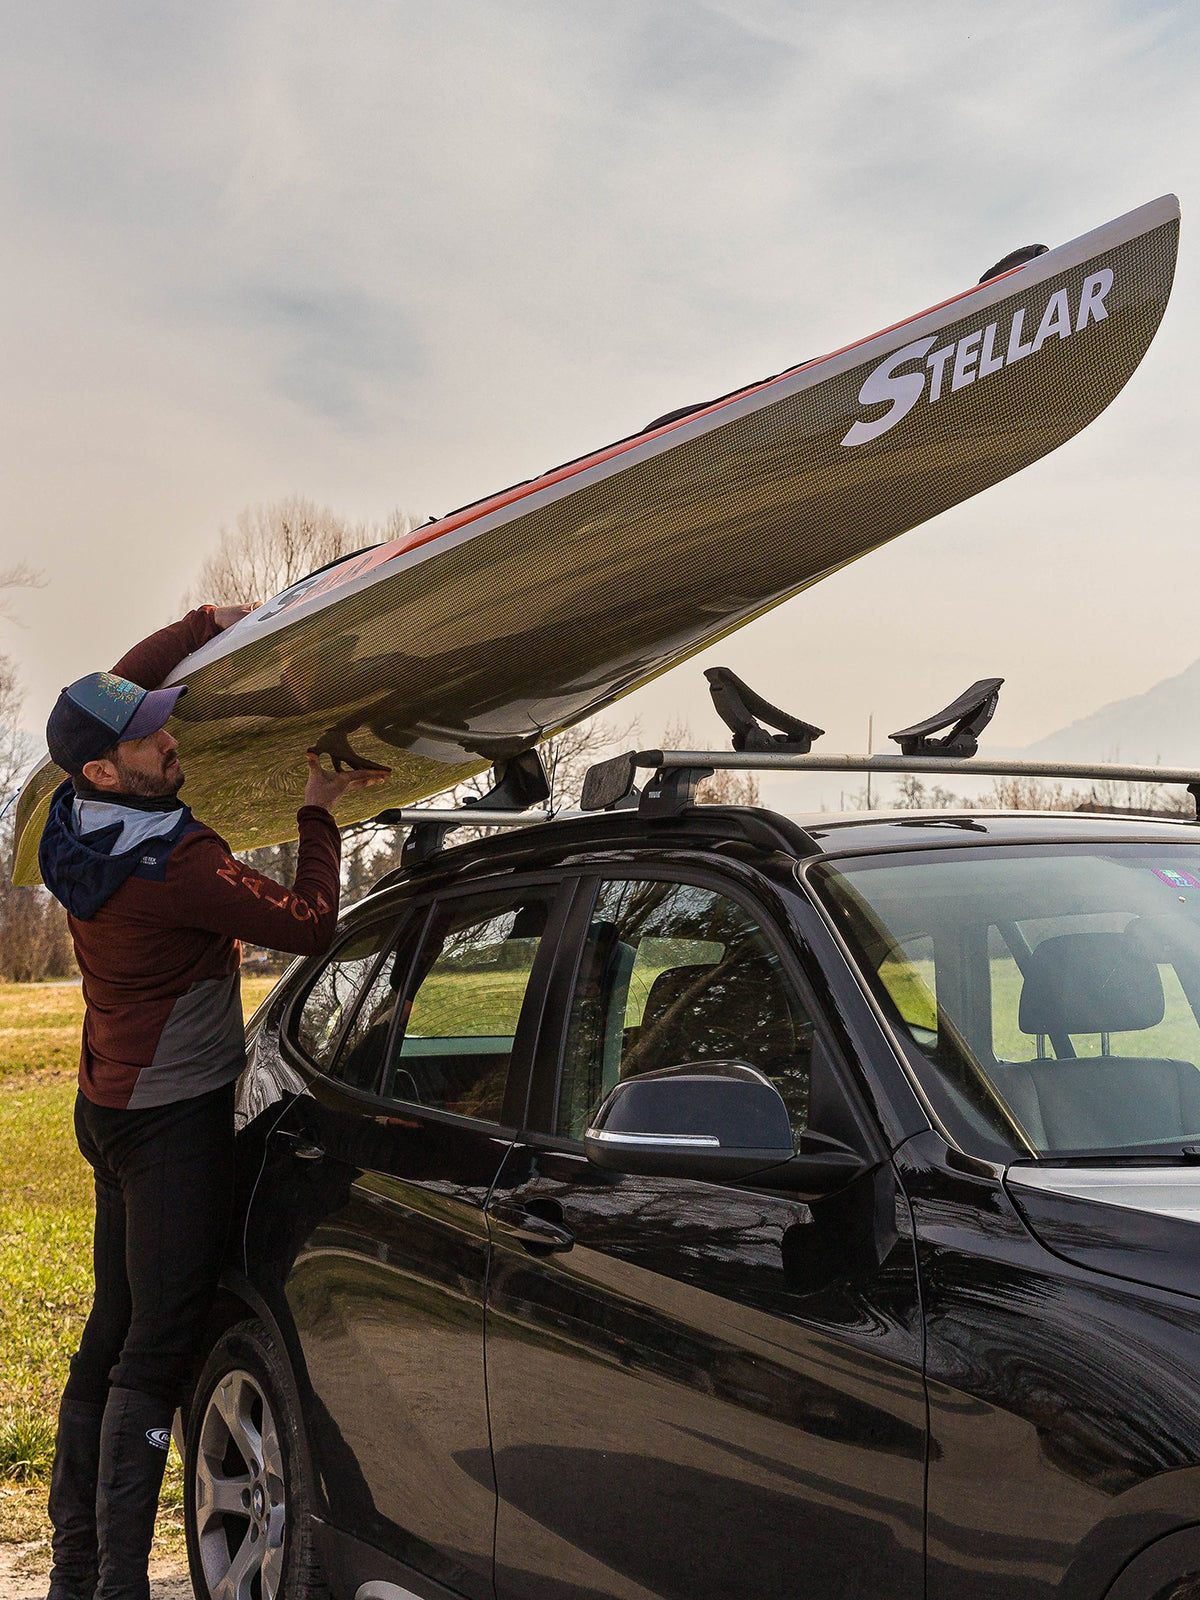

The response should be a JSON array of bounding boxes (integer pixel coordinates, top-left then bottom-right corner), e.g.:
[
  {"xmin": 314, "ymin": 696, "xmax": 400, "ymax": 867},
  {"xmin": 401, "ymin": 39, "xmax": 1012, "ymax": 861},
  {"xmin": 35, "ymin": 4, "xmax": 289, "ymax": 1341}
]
[
  {"xmin": 94, "ymin": 1388, "xmax": 173, "ymax": 1600},
  {"xmin": 45, "ymin": 1394, "xmax": 105, "ymax": 1600}
]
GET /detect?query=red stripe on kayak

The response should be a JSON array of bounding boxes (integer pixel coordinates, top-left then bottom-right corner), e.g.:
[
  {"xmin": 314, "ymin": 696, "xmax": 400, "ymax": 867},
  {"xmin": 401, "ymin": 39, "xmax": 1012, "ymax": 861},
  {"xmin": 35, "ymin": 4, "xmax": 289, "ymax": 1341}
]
[{"xmin": 290, "ymin": 259, "xmax": 1041, "ymax": 611}]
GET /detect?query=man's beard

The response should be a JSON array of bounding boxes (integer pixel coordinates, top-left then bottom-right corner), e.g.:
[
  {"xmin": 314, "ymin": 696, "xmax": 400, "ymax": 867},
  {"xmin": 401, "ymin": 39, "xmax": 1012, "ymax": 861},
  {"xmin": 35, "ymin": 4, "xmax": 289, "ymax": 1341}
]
[{"xmin": 112, "ymin": 755, "xmax": 185, "ymax": 799}]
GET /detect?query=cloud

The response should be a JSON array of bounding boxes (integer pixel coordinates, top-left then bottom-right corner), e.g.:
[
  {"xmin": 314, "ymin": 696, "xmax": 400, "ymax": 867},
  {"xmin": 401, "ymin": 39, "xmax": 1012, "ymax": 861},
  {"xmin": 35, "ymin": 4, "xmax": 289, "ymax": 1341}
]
[
  {"xmin": 612, "ymin": 3, "xmax": 798, "ymax": 107},
  {"xmin": 196, "ymin": 281, "xmax": 425, "ymax": 421}
]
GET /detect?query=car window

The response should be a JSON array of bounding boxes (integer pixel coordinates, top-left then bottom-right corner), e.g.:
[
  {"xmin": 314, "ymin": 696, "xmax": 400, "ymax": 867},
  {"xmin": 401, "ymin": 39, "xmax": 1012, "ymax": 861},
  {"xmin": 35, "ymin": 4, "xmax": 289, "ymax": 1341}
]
[
  {"xmin": 293, "ymin": 920, "xmax": 398, "ymax": 1074},
  {"xmin": 328, "ymin": 930, "xmax": 421, "ymax": 1094},
  {"xmin": 380, "ymin": 885, "xmax": 556, "ymax": 1122},
  {"xmin": 815, "ymin": 844, "xmax": 1200, "ymax": 1160},
  {"xmin": 555, "ymin": 878, "xmax": 814, "ymax": 1142}
]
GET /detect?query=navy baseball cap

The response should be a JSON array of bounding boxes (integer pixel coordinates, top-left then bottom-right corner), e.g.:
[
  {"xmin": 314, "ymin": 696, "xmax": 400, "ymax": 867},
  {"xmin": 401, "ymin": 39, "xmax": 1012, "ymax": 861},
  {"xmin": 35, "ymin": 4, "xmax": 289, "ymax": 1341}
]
[{"xmin": 46, "ymin": 672, "xmax": 188, "ymax": 774}]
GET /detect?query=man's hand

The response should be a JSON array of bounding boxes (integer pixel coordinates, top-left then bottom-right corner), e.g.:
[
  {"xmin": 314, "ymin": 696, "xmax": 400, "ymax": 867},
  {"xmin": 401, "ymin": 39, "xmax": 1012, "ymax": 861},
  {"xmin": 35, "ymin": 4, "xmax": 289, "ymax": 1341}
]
[
  {"xmin": 304, "ymin": 750, "xmax": 391, "ymax": 813},
  {"xmin": 212, "ymin": 602, "xmax": 259, "ymax": 631}
]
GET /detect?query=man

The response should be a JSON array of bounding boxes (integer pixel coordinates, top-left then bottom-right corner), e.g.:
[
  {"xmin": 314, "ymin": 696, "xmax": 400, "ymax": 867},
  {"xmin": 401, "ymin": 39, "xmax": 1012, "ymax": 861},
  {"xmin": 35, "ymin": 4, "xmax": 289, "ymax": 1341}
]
[{"xmin": 36, "ymin": 603, "xmax": 388, "ymax": 1600}]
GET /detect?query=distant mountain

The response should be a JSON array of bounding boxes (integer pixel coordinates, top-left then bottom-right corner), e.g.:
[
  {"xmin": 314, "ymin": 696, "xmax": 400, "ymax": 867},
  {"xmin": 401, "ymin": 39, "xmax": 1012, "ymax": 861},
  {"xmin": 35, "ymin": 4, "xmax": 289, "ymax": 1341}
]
[{"xmin": 1024, "ymin": 659, "xmax": 1200, "ymax": 767}]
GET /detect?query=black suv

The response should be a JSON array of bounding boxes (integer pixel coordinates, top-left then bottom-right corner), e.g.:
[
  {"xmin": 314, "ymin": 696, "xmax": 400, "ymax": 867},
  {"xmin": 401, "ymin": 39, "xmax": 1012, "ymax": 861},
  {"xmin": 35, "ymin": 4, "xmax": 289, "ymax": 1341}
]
[{"xmin": 181, "ymin": 794, "xmax": 1200, "ymax": 1600}]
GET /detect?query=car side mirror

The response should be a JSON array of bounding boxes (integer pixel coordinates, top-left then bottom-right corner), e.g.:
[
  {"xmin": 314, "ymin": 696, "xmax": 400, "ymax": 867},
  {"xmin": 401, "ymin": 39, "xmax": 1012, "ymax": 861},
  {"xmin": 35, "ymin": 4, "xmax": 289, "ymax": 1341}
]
[{"xmin": 584, "ymin": 1062, "xmax": 869, "ymax": 1193}]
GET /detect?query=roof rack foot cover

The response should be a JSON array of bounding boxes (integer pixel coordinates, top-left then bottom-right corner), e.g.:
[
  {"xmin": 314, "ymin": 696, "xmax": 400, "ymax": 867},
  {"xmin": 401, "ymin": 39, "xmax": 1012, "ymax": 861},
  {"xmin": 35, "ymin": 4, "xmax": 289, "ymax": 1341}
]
[
  {"xmin": 889, "ymin": 678, "xmax": 1004, "ymax": 759},
  {"xmin": 397, "ymin": 748, "xmax": 551, "ymax": 866},
  {"xmin": 639, "ymin": 763, "xmax": 714, "ymax": 819},
  {"xmin": 581, "ymin": 750, "xmax": 713, "ymax": 817},
  {"xmin": 484, "ymin": 748, "xmax": 552, "ymax": 811},
  {"xmin": 705, "ymin": 667, "xmax": 824, "ymax": 754}
]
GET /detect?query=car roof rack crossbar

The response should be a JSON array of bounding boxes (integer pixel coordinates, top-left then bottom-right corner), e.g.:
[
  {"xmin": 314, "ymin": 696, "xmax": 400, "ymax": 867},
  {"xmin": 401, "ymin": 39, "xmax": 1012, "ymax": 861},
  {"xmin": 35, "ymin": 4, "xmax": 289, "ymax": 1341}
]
[
  {"xmin": 372, "ymin": 748, "xmax": 552, "ymax": 866},
  {"xmin": 580, "ymin": 748, "xmax": 1200, "ymax": 820},
  {"xmin": 705, "ymin": 667, "xmax": 825, "ymax": 754},
  {"xmin": 889, "ymin": 678, "xmax": 1004, "ymax": 758}
]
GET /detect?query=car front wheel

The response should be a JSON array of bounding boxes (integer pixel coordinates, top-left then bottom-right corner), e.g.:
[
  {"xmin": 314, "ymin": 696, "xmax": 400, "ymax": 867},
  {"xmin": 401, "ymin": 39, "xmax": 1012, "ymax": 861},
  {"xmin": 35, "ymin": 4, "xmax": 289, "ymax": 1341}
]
[{"xmin": 184, "ymin": 1318, "xmax": 325, "ymax": 1600}]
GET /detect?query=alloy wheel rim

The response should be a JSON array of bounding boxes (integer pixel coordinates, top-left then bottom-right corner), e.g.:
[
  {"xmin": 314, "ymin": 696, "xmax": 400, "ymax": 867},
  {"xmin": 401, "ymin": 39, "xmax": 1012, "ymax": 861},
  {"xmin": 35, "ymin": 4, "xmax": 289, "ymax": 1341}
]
[{"xmin": 194, "ymin": 1368, "xmax": 287, "ymax": 1600}]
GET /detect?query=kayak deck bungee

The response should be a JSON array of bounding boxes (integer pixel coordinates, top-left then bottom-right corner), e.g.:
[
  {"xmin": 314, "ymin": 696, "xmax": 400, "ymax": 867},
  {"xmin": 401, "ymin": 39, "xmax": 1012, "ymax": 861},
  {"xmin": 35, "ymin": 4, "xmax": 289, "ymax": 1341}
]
[{"xmin": 11, "ymin": 194, "xmax": 1180, "ymax": 885}]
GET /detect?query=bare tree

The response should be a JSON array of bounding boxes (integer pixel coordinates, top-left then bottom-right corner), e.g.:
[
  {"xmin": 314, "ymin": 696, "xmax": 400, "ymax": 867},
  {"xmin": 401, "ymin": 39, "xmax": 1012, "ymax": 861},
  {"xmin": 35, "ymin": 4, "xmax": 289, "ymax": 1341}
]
[
  {"xmin": 0, "ymin": 638, "xmax": 75, "ymax": 981},
  {"xmin": 1072, "ymin": 777, "xmax": 1191, "ymax": 817},
  {"xmin": 892, "ymin": 774, "xmax": 969, "ymax": 810},
  {"xmin": 346, "ymin": 715, "xmax": 640, "ymax": 893},
  {"xmin": 182, "ymin": 497, "xmax": 414, "ymax": 608},
  {"xmin": 845, "ymin": 772, "xmax": 1191, "ymax": 817},
  {"xmin": 981, "ymin": 774, "xmax": 1190, "ymax": 816},
  {"xmin": 454, "ymin": 718, "xmax": 640, "ymax": 813},
  {"xmin": 0, "ymin": 653, "xmax": 28, "ymax": 802},
  {"xmin": 0, "ymin": 562, "xmax": 43, "ymax": 623}
]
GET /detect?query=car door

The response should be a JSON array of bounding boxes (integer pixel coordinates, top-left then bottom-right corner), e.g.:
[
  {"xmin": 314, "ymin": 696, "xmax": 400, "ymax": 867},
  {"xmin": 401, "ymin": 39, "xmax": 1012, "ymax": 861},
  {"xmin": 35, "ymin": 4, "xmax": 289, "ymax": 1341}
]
[
  {"xmin": 484, "ymin": 870, "xmax": 927, "ymax": 1600},
  {"xmin": 253, "ymin": 879, "xmax": 569, "ymax": 1597}
]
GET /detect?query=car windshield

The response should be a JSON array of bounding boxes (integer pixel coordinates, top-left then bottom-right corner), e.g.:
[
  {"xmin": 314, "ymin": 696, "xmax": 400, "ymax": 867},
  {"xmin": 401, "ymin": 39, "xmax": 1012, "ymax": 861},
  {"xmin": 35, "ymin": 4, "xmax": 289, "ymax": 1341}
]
[{"xmin": 812, "ymin": 842, "xmax": 1200, "ymax": 1163}]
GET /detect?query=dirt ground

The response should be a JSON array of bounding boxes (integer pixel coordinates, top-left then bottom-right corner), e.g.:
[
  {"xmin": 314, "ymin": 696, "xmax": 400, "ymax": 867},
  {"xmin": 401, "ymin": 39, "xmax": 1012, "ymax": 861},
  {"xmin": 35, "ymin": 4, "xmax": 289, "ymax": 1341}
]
[
  {"xmin": 0, "ymin": 1485, "xmax": 192, "ymax": 1600},
  {"xmin": 0, "ymin": 1544, "xmax": 192, "ymax": 1599}
]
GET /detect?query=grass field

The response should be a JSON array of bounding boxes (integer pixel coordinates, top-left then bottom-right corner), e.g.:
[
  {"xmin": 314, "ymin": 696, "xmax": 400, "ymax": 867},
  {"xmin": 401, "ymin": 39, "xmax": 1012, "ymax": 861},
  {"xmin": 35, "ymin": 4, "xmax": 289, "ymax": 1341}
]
[
  {"xmin": 0, "ymin": 976, "xmax": 276, "ymax": 1567},
  {"xmin": 878, "ymin": 953, "xmax": 1200, "ymax": 1066}
]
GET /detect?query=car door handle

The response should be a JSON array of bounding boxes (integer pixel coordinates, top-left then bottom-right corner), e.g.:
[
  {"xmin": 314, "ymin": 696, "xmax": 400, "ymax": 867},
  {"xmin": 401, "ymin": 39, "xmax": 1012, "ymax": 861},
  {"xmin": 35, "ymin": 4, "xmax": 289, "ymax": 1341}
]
[
  {"xmin": 276, "ymin": 1129, "xmax": 325, "ymax": 1162},
  {"xmin": 487, "ymin": 1199, "xmax": 575, "ymax": 1253}
]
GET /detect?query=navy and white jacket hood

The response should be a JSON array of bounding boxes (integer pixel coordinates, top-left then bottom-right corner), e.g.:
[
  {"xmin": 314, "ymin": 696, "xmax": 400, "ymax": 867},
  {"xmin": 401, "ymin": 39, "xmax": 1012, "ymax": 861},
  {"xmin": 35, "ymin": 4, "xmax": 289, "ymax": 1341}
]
[{"xmin": 39, "ymin": 780, "xmax": 191, "ymax": 920}]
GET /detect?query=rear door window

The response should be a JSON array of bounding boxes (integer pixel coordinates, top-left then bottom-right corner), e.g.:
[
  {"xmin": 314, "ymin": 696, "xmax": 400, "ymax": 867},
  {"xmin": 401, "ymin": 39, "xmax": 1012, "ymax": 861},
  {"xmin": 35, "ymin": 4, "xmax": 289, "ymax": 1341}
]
[
  {"xmin": 381, "ymin": 885, "xmax": 559, "ymax": 1123},
  {"xmin": 292, "ymin": 919, "xmax": 400, "ymax": 1076}
]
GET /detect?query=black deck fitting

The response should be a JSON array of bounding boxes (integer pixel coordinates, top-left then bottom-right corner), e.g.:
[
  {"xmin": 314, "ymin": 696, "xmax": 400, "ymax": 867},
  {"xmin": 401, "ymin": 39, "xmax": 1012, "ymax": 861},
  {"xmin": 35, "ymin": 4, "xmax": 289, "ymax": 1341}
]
[
  {"xmin": 311, "ymin": 729, "xmax": 392, "ymax": 774},
  {"xmin": 580, "ymin": 751, "xmax": 641, "ymax": 812},
  {"xmin": 978, "ymin": 243, "xmax": 1048, "ymax": 283}
]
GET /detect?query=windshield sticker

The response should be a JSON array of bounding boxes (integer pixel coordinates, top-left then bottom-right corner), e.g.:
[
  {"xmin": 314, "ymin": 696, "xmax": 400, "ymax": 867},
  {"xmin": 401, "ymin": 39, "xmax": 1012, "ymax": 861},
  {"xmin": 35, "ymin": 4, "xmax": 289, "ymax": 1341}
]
[{"xmin": 1151, "ymin": 868, "xmax": 1200, "ymax": 889}]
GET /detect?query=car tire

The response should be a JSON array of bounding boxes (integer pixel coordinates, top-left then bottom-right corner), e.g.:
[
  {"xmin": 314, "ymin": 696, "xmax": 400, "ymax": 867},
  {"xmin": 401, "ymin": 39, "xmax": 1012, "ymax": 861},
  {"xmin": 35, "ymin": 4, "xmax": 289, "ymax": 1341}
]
[{"xmin": 184, "ymin": 1317, "xmax": 327, "ymax": 1600}]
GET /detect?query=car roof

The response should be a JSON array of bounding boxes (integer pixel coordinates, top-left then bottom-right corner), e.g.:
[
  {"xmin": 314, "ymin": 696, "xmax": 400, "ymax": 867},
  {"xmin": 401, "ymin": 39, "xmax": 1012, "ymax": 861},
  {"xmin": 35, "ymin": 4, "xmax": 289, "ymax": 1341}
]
[
  {"xmin": 363, "ymin": 805, "xmax": 813, "ymax": 901},
  {"xmin": 361, "ymin": 802, "xmax": 1200, "ymax": 904},
  {"xmin": 792, "ymin": 807, "xmax": 1200, "ymax": 855}
]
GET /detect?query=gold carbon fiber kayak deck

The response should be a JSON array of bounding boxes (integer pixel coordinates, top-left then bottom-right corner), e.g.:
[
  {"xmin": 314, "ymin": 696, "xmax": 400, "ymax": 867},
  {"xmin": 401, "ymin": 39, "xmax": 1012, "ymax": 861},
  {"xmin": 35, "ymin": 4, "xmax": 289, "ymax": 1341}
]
[{"xmin": 12, "ymin": 195, "xmax": 1180, "ymax": 885}]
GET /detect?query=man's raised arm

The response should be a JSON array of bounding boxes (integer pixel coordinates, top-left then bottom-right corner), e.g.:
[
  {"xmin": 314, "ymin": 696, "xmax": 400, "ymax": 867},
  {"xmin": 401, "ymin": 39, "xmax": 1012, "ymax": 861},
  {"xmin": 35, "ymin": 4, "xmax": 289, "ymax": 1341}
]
[{"xmin": 111, "ymin": 603, "xmax": 255, "ymax": 690}]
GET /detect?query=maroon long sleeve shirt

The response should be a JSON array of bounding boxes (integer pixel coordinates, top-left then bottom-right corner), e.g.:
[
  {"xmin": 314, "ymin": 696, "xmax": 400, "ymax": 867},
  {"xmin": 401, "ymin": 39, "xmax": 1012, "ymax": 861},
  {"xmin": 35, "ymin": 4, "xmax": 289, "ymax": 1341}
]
[{"xmin": 45, "ymin": 608, "xmax": 342, "ymax": 1108}]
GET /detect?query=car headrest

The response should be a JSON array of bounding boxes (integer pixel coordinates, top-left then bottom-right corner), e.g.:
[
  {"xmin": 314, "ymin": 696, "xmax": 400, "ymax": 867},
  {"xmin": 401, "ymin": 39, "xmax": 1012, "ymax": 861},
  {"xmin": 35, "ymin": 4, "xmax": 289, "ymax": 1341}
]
[
  {"xmin": 1018, "ymin": 931, "xmax": 1164, "ymax": 1036},
  {"xmin": 640, "ymin": 963, "xmax": 716, "ymax": 1036},
  {"xmin": 633, "ymin": 952, "xmax": 797, "ymax": 1076}
]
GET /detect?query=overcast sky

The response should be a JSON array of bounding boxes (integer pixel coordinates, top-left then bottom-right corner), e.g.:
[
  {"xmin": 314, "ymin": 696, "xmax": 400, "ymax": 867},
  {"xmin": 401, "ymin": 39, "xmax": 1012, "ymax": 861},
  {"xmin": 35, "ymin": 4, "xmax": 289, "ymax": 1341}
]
[{"xmin": 1, "ymin": 0, "xmax": 1197, "ymax": 802}]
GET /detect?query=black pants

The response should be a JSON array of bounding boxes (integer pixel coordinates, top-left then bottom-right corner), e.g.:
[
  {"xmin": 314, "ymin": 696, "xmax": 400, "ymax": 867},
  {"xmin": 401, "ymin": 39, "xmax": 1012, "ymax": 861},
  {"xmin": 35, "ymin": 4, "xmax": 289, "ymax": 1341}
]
[{"xmin": 65, "ymin": 1082, "xmax": 236, "ymax": 1406}]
